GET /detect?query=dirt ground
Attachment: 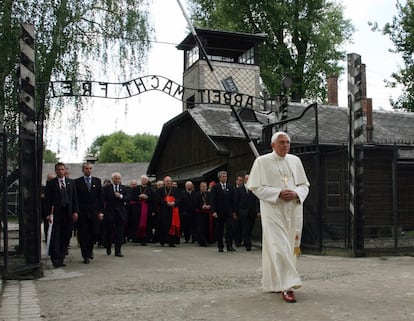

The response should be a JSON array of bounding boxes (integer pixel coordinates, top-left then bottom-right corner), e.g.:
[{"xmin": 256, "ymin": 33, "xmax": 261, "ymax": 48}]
[{"xmin": 35, "ymin": 239, "xmax": 414, "ymax": 321}]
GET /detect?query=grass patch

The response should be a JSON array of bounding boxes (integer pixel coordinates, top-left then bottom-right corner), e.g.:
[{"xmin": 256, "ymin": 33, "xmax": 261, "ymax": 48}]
[{"xmin": 403, "ymin": 230, "xmax": 414, "ymax": 237}]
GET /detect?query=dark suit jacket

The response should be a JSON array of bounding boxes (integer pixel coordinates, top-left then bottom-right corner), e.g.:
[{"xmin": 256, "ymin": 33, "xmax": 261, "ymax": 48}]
[
  {"xmin": 102, "ymin": 183, "xmax": 129, "ymax": 222},
  {"xmin": 180, "ymin": 190, "xmax": 199, "ymax": 216},
  {"xmin": 210, "ymin": 182, "xmax": 235, "ymax": 218},
  {"xmin": 75, "ymin": 176, "xmax": 103, "ymax": 219},
  {"xmin": 195, "ymin": 191, "xmax": 212, "ymax": 213},
  {"xmin": 44, "ymin": 177, "xmax": 78, "ymax": 223},
  {"xmin": 234, "ymin": 184, "xmax": 260, "ymax": 218}
]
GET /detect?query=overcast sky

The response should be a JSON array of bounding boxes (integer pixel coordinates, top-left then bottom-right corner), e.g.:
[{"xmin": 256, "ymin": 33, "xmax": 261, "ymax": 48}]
[{"xmin": 46, "ymin": 0, "xmax": 405, "ymax": 163}]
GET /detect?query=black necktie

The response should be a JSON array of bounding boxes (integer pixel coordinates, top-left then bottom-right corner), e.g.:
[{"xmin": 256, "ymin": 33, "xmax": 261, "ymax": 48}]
[
  {"xmin": 60, "ymin": 179, "xmax": 67, "ymax": 204},
  {"xmin": 86, "ymin": 177, "xmax": 91, "ymax": 191}
]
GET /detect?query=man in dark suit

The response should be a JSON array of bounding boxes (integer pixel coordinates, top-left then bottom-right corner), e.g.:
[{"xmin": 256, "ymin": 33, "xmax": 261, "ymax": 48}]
[
  {"xmin": 234, "ymin": 174, "xmax": 245, "ymax": 246},
  {"xmin": 74, "ymin": 162, "xmax": 103, "ymax": 264},
  {"xmin": 210, "ymin": 171, "xmax": 237, "ymax": 252},
  {"xmin": 102, "ymin": 172, "xmax": 129, "ymax": 257},
  {"xmin": 44, "ymin": 162, "xmax": 79, "ymax": 268},
  {"xmin": 234, "ymin": 174, "xmax": 260, "ymax": 251},
  {"xmin": 180, "ymin": 181, "xmax": 198, "ymax": 243},
  {"xmin": 41, "ymin": 173, "xmax": 55, "ymax": 242}
]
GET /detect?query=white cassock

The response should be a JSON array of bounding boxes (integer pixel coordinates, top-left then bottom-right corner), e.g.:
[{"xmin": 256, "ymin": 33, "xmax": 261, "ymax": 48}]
[{"xmin": 247, "ymin": 151, "xmax": 309, "ymax": 292}]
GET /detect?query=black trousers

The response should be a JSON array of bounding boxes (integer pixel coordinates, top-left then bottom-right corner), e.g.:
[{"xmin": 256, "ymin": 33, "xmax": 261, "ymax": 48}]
[
  {"xmin": 234, "ymin": 216, "xmax": 243, "ymax": 246},
  {"xmin": 104, "ymin": 216, "xmax": 125, "ymax": 254},
  {"xmin": 214, "ymin": 215, "xmax": 234, "ymax": 249},
  {"xmin": 50, "ymin": 210, "xmax": 71, "ymax": 265},
  {"xmin": 43, "ymin": 219, "xmax": 49, "ymax": 242},
  {"xmin": 181, "ymin": 213, "xmax": 196, "ymax": 242},
  {"xmin": 197, "ymin": 212, "xmax": 210, "ymax": 246},
  {"xmin": 77, "ymin": 214, "xmax": 99, "ymax": 259},
  {"xmin": 239, "ymin": 212, "xmax": 253, "ymax": 248},
  {"xmin": 148, "ymin": 212, "xmax": 158, "ymax": 243},
  {"xmin": 127, "ymin": 205, "xmax": 139, "ymax": 241}
]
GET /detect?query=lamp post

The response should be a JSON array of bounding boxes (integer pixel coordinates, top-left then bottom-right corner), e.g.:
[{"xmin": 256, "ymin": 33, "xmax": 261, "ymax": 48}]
[{"xmin": 277, "ymin": 75, "xmax": 292, "ymax": 132}]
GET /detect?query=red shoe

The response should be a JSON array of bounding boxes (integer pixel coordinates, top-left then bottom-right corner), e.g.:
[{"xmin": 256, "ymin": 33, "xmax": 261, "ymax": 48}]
[{"xmin": 281, "ymin": 290, "xmax": 296, "ymax": 303}]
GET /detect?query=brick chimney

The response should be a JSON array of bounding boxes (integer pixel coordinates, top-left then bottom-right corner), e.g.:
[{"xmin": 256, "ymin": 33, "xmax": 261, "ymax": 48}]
[
  {"xmin": 327, "ymin": 75, "xmax": 338, "ymax": 106},
  {"xmin": 360, "ymin": 65, "xmax": 373, "ymax": 143},
  {"xmin": 362, "ymin": 98, "xmax": 374, "ymax": 143}
]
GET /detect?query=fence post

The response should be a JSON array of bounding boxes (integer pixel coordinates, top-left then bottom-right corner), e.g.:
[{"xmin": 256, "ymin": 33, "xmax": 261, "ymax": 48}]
[
  {"xmin": 347, "ymin": 53, "xmax": 365, "ymax": 256},
  {"xmin": 19, "ymin": 23, "xmax": 41, "ymax": 274}
]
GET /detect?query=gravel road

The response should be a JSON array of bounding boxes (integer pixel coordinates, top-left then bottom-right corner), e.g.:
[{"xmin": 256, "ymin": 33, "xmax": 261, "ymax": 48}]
[{"xmin": 35, "ymin": 240, "xmax": 414, "ymax": 321}]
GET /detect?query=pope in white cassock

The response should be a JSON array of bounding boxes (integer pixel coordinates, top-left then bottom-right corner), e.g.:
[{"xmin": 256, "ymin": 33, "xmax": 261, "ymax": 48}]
[{"xmin": 247, "ymin": 131, "xmax": 309, "ymax": 303}]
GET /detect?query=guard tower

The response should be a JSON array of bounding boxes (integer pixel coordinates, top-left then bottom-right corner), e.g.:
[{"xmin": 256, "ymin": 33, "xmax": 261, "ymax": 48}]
[{"xmin": 176, "ymin": 28, "xmax": 265, "ymax": 111}]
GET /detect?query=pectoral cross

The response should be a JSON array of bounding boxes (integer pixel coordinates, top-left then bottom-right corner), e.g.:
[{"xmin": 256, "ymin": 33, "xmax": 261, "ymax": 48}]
[{"xmin": 281, "ymin": 175, "xmax": 288, "ymax": 187}]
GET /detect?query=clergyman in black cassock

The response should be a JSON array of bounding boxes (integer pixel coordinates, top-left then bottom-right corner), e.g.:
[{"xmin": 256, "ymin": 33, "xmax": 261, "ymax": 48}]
[
  {"xmin": 126, "ymin": 180, "xmax": 140, "ymax": 242},
  {"xmin": 134, "ymin": 175, "xmax": 154, "ymax": 244},
  {"xmin": 180, "ymin": 181, "xmax": 199, "ymax": 243},
  {"xmin": 195, "ymin": 181, "xmax": 211, "ymax": 247},
  {"xmin": 155, "ymin": 176, "xmax": 181, "ymax": 247}
]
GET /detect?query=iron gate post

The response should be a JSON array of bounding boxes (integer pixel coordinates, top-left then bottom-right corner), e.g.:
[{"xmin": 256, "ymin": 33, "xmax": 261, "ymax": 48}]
[
  {"xmin": 19, "ymin": 23, "xmax": 41, "ymax": 276},
  {"xmin": 348, "ymin": 53, "xmax": 365, "ymax": 256}
]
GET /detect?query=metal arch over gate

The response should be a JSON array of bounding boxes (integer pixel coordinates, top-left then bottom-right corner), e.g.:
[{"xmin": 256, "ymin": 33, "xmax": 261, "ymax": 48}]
[{"xmin": 47, "ymin": 75, "xmax": 263, "ymax": 110}]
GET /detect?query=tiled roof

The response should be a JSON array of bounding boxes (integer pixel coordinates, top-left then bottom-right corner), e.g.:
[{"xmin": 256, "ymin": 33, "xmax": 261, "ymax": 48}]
[
  {"xmin": 189, "ymin": 105, "xmax": 265, "ymax": 139},
  {"xmin": 369, "ymin": 109, "xmax": 414, "ymax": 144},
  {"xmin": 42, "ymin": 162, "xmax": 149, "ymax": 185},
  {"xmin": 188, "ymin": 103, "xmax": 414, "ymax": 146}
]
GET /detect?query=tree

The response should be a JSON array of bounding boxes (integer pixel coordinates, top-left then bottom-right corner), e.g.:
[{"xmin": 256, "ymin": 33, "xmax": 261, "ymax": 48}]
[
  {"xmin": 87, "ymin": 131, "xmax": 158, "ymax": 162},
  {"xmin": 99, "ymin": 132, "xmax": 137, "ymax": 163},
  {"xmin": 2, "ymin": 0, "xmax": 152, "ymax": 121},
  {"xmin": 132, "ymin": 133, "xmax": 159, "ymax": 162},
  {"xmin": 373, "ymin": 1, "xmax": 414, "ymax": 111},
  {"xmin": 85, "ymin": 134, "xmax": 109, "ymax": 159},
  {"xmin": 0, "ymin": 0, "xmax": 152, "ymax": 185},
  {"xmin": 189, "ymin": 0, "xmax": 354, "ymax": 102},
  {"xmin": 43, "ymin": 148, "xmax": 59, "ymax": 163}
]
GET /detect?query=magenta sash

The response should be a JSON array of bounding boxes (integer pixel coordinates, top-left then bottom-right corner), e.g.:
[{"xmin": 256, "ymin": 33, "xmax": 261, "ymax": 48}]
[{"xmin": 137, "ymin": 200, "xmax": 148, "ymax": 238}]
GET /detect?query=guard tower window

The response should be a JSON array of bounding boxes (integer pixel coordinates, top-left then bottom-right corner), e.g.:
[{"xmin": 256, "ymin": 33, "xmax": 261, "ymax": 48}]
[
  {"xmin": 238, "ymin": 47, "xmax": 254, "ymax": 65},
  {"xmin": 186, "ymin": 95, "xmax": 195, "ymax": 109},
  {"xmin": 207, "ymin": 54, "xmax": 234, "ymax": 63},
  {"xmin": 178, "ymin": 28, "xmax": 266, "ymax": 71},
  {"xmin": 185, "ymin": 46, "xmax": 255, "ymax": 69},
  {"xmin": 186, "ymin": 46, "xmax": 199, "ymax": 69}
]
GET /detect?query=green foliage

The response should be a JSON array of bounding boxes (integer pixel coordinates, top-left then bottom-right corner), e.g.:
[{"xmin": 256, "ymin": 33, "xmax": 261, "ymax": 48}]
[
  {"xmin": 88, "ymin": 131, "xmax": 158, "ymax": 163},
  {"xmin": 0, "ymin": 0, "xmax": 153, "ymax": 186},
  {"xmin": 132, "ymin": 133, "xmax": 159, "ymax": 162},
  {"xmin": 0, "ymin": 0, "xmax": 20, "ymax": 134},
  {"xmin": 86, "ymin": 134, "xmax": 109, "ymax": 158},
  {"xmin": 1, "ymin": 0, "xmax": 153, "ymax": 138},
  {"xmin": 189, "ymin": 0, "xmax": 353, "ymax": 102},
  {"xmin": 43, "ymin": 148, "xmax": 59, "ymax": 163},
  {"xmin": 376, "ymin": 1, "xmax": 414, "ymax": 111},
  {"xmin": 99, "ymin": 132, "xmax": 137, "ymax": 163}
]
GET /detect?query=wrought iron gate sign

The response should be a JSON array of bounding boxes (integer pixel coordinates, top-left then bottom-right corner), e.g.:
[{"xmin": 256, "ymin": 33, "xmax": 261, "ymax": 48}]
[{"xmin": 49, "ymin": 74, "xmax": 255, "ymax": 108}]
